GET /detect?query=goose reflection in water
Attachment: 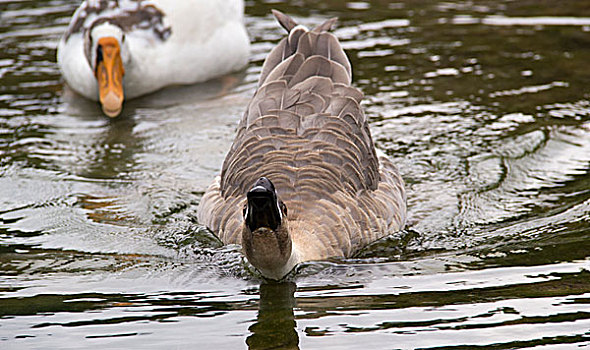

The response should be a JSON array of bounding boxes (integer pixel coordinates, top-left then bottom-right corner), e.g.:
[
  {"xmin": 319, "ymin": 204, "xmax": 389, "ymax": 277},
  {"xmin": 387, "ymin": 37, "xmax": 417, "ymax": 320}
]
[{"xmin": 247, "ymin": 282, "xmax": 299, "ymax": 350}]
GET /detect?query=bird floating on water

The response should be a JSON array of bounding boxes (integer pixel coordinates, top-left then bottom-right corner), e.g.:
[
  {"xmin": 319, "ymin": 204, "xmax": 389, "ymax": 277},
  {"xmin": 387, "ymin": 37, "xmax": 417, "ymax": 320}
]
[
  {"xmin": 198, "ymin": 10, "xmax": 407, "ymax": 280},
  {"xmin": 57, "ymin": 0, "xmax": 250, "ymax": 117}
]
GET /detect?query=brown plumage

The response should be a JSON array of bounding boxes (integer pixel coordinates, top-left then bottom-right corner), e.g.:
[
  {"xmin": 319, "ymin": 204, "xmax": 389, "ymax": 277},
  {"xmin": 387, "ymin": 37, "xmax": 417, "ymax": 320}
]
[{"xmin": 198, "ymin": 10, "xmax": 406, "ymax": 279}]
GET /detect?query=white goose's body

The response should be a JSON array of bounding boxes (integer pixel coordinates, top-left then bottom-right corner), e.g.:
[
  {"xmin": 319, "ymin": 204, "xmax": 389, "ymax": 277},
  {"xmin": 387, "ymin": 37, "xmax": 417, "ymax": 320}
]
[{"xmin": 58, "ymin": 0, "xmax": 250, "ymax": 116}]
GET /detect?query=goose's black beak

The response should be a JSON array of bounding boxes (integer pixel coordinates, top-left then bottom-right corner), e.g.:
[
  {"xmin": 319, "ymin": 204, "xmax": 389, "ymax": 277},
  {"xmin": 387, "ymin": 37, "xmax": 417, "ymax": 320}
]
[{"xmin": 245, "ymin": 177, "xmax": 282, "ymax": 231}]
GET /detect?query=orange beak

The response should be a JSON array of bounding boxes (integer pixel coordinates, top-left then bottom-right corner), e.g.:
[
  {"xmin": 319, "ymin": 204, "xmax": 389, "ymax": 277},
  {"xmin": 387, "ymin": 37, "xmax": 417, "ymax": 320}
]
[{"xmin": 95, "ymin": 37, "xmax": 125, "ymax": 117}]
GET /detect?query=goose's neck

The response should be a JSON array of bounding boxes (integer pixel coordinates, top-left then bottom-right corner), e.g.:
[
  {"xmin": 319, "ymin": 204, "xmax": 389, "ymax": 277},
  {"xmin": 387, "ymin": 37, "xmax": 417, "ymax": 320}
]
[{"xmin": 242, "ymin": 224, "xmax": 298, "ymax": 280}]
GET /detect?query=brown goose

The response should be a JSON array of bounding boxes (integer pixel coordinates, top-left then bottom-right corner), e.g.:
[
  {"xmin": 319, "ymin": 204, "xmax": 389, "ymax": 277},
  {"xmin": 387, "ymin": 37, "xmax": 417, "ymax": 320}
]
[{"xmin": 198, "ymin": 10, "xmax": 406, "ymax": 280}]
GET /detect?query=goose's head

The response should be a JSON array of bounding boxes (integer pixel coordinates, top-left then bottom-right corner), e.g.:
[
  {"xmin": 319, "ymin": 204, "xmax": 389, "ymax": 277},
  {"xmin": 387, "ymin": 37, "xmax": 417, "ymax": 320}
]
[
  {"xmin": 88, "ymin": 23, "xmax": 129, "ymax": 117},
  {"xmin": 242, "ymin": 177, "xmax": 295, "ymax": 280}
]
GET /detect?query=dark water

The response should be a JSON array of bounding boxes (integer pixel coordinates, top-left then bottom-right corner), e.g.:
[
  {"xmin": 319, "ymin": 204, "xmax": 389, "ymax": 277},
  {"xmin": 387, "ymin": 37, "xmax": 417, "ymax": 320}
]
[{"xmin": 1, "ymin": 0, "xmax": 590, "ymax": 348}]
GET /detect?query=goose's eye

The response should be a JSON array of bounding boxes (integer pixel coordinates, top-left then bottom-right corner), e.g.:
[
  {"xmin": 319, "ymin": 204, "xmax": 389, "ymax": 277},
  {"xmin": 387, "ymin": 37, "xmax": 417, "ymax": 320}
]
[
  {"xmin": 96, "ymin": 45, "xmax": 104, "ymax": 64},
  {"xmin": 280, "ymin": 201, "xmax": 287, "ymax": 216}
]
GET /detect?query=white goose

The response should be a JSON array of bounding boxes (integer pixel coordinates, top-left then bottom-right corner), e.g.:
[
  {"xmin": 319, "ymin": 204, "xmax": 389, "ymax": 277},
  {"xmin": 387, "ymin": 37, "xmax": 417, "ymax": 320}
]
[{"xmin": 57, "ymin": 0, "xmax": 250, "ymax": 117}]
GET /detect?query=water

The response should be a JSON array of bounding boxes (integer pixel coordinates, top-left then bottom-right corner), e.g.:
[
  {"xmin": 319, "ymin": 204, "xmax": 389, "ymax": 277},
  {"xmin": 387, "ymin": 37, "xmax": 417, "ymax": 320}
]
[{"xmin": 1, "ymin": 0, "xmax": 590, "ymax": 348}]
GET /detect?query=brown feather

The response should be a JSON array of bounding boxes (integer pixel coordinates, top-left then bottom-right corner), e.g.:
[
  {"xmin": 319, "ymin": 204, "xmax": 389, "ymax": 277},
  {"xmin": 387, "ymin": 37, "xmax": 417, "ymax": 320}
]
[{"xmin": 198, "ymin": 11, "xmax": 406, "ymax": 271}]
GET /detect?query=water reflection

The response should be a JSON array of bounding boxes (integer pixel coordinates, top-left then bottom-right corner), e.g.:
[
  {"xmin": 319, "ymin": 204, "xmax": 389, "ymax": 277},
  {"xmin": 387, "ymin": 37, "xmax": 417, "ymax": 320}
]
[
  {"xmin": 68, "ymin": 111, "xmax": 138, "ymax": 181},
  {"xmin": 247, "ymin": 282, "xmax": 299, "ymax": 350}
]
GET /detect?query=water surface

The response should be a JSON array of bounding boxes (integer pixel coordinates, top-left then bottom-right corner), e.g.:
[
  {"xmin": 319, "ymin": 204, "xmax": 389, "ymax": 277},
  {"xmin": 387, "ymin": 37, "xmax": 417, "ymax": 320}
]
[{"xmin": 1, "ymin": 0, "xmax": 589, "ymax": 348}]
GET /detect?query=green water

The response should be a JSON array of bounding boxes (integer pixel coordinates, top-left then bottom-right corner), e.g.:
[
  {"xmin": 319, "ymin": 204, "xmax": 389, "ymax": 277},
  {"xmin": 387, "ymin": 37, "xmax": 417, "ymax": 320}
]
[{"xmin": 1, "ymin": 0, "xmax": 589, "ymax": 349}]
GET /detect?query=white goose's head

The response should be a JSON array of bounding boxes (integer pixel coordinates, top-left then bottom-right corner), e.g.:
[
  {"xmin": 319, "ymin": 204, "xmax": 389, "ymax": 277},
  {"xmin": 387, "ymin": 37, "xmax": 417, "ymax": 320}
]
[
  {"xmin": 242, "ymin": 177, "xmax": 294, "ymax": 280},
  {"xmin": 87, "ymin": 22, "xmax": 130, "ymax": 117}
]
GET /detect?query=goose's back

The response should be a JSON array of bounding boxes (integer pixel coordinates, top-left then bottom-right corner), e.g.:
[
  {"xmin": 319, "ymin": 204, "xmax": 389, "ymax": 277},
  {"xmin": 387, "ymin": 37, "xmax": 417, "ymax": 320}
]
[{"xmin": 198, "ymin": 12, "xmax": 406, "ymax": 259}]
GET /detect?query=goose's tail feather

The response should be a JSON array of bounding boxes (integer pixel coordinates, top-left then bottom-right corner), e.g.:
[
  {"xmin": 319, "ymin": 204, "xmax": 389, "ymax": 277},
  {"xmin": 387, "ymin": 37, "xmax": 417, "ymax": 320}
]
[{"xmin": 258, "ymin": 10, "xmax": 352, "ymax": 87}]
